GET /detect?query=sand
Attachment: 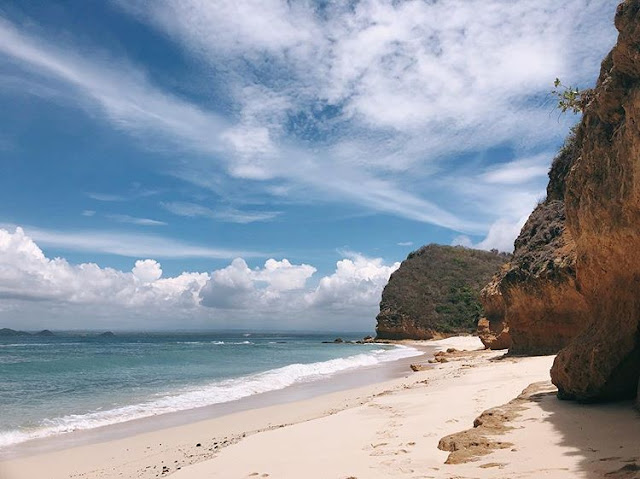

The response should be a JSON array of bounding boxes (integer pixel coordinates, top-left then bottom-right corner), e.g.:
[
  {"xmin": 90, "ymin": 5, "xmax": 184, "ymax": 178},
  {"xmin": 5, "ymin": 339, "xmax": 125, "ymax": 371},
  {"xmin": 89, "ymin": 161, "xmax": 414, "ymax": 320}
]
[{"xmin": 1, "ymin": 336, "xmax": 639, "ymax": 479}]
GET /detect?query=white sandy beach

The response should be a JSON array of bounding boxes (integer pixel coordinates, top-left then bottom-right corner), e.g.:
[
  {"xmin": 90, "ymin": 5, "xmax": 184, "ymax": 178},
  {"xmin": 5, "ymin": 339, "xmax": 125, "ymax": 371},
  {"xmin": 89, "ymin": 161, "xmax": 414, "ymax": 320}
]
[{"xmin": 1, "ymin": 337, "xmax": 638, "ymax": 479}]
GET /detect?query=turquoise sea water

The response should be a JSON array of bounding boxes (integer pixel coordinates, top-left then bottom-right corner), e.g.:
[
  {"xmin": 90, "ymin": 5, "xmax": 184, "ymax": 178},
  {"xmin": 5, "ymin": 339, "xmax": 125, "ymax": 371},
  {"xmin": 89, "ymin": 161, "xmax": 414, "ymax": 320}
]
[{"xmin": 0, "ymin": 332, "xmax": 420, "ymax": 448}]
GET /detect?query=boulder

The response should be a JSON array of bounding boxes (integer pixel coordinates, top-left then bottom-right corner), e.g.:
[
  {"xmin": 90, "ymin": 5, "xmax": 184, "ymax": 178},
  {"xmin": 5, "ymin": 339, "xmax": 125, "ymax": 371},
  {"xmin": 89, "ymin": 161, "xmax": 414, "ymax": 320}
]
[{"xmin": 477, "ymin": 318, "xmax": 511, "ymax": 350}]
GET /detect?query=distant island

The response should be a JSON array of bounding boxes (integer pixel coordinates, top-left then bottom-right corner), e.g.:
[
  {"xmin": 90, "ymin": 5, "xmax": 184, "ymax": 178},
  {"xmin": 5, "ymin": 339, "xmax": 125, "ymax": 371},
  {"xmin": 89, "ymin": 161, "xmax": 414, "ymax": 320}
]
[
  {"xmin": 0, "ymin": 328, "xmax": 56, "ymax": 337},
  {"xmin": 0, "ymin": 328, "xmax": 31, "ymax": 337},
  {"xmin": 0, "ymin": 329, "xmax": 120, "ymax": 338}
]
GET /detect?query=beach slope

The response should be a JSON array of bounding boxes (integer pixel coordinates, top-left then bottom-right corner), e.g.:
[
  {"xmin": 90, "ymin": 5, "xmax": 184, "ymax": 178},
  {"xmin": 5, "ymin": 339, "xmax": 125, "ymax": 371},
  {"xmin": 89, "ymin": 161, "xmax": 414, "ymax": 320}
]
[{"xmin": 1, "ymin": 337, "xmax": 638, "ymax": 479}]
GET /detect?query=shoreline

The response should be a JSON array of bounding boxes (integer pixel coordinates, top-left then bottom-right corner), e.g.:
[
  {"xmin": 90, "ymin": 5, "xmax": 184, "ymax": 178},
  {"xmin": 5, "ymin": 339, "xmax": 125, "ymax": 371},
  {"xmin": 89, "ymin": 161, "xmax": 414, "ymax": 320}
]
[
  {"xmin": 0, "ymin": 340, "xmax": 425, "ymax": 458},
  {"xmin": 2, "ymin": 336, "xmax": 638, "ymax": 479},
  {"xmin": 0, "ymin": 340, "xmax": 436, "ymax": 461}
]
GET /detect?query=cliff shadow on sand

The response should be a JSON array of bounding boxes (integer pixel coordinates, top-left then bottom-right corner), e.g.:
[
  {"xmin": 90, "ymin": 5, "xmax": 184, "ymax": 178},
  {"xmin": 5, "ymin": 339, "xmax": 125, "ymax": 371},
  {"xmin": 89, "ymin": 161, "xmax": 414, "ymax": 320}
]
[{"xmin": 534, "ymin": 391, "xmax": 640, "ymax": 478}]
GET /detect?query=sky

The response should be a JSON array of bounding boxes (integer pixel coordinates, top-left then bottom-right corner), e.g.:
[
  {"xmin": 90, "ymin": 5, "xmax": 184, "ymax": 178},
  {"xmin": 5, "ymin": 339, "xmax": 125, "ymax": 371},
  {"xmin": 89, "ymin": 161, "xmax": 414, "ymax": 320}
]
[{"xmin": 0, "ymin": 0, "xmax": 619, "ymax": 331}]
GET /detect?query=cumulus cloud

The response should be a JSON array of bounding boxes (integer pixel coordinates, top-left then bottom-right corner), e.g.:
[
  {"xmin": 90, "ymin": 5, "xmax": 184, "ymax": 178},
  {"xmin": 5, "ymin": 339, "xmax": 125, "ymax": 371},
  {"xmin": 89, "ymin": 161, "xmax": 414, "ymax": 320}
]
[
  {"xmin": 0, "ymin": 227, "xmax": 209, "ymax": 307},
  {"xmin": 452, "ymin": 215, "xmax": 530, "ymax": 253},
  {"xmin": 475, "ymin": 216, "xmax": 529, "ymax": 252},
  {"xmin": 199, "ymin": 258, "xmax": 317, "ymax": 309},
  {"xmin": 0, "ymin": 227, "xmax": 396, "ymax": 328},
  {"xmin": 305, "ymin": 254, "xmax": 400, "ymax": 310},
  {"xmin": 254, "ymin": 259, "xmax": 316, "ymax": 291},
  {"xmin": 132, "ymin": 259, "xmax": 163, "ymax": 283}
]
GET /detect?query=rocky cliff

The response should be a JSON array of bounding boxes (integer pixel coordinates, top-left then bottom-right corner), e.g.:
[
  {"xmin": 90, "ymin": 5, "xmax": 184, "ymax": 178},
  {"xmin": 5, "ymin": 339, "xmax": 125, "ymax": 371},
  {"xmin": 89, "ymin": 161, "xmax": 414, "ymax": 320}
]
[
  {"xmin": 376, "ymin": 245, "xmax": 508, "ymax": 340},
  {"xmin": 550, "ymin": 0, "xmax": 640, "ymax": 401},
  {"xmin": 478, "ymin": 140, "xmax": 589, "ymax": 354}
]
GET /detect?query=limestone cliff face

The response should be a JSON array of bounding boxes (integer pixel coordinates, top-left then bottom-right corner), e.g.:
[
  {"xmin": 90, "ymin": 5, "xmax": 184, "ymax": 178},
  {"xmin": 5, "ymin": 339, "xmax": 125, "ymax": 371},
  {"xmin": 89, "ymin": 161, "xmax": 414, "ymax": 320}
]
[
  {"xmin": 376, "ymin": 245, "xmax": 508, "ymax": 340},
  {"xmin": 478, "ymin": 140, "xmax": 588, "ymax": 355},
  {"xmin": 550, "ymin": 0, "xmax": 640, "ymax": 401}
]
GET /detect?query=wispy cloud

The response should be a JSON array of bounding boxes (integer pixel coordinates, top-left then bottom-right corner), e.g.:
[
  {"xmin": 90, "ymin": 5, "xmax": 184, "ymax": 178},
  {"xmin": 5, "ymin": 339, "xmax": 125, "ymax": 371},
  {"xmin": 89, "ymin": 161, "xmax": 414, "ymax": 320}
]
[
  {"xmin": 161, "ymin": 201, "xmax": 280, "ymax": 224},
  {"xmin": 481, "ymin": 154, "xmax": 551, "ymax": 185},
  {"xmin": 86, "ymin": 186, "xmax": 161, "ymax": 203},
  {"xmin": 0, "ymin": 2, "xmax": 618, "ymax": 242},
  {"xmin": 0, "ymin": 223, "xmax": 265, "ymax": 259},
  {"xmin": 397, "ymin": 242, "xmax": 413, "ymax": 247},
  {"xmin": 0, "ymin": 15, "xmax": 490, "ymax": 234},
  {"xmin": 0, "ymin": 17, "xmax": 228, "ymax": 154},
  {"xmin": 87, "ymin": 193, "xmax": 128, "ymax": 202},
  {"xmin": 105, "ymin": 214, "xmax": 167, "ymax": 226}
]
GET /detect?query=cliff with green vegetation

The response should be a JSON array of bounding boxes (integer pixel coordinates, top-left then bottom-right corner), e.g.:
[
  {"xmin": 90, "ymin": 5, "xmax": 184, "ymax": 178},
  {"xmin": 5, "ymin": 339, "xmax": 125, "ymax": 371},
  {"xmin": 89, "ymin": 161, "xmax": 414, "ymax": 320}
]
[{"xmin": 375, "ymin": 245, "xmax": 508, "ymax": 340}]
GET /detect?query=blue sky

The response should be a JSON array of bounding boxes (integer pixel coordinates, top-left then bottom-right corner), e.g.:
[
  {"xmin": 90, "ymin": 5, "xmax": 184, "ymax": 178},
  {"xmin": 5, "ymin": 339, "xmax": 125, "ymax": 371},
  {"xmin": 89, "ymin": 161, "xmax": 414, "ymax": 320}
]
[{"xmin": 0, "ymin": 0, "xmax": 619, "ymax": 330}]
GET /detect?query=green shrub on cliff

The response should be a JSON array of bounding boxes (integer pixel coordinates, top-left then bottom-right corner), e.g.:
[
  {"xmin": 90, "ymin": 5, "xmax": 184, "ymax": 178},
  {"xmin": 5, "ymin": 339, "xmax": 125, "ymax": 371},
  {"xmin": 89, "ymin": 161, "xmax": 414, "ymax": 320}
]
[{"xmin": 552, "ymin": 78, "xmax": 593, "ymax": 114}]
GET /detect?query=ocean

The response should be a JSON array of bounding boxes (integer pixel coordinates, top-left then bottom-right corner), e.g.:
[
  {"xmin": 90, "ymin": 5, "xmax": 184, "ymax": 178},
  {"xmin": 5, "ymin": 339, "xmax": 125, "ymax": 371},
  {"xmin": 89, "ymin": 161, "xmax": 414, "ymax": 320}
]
[{"xmin": 0, "ymin": 332, "xmax": 420, "ymax": 449}]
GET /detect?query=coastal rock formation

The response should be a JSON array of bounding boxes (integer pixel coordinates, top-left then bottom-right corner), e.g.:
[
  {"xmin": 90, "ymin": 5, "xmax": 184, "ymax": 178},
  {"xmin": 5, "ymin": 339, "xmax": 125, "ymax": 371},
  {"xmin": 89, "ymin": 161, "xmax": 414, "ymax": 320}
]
[
  {"xmin": 477, "ymin": 138, "xmax": 588, "ymax": 355},
  {"xmin": 476, "ymin": 277, "xmax": 511, "ymax": 350},
  {"xmin": 375, "ymin": 245, "xmax": 508, "ymax": 340},
  {"xmin": 550, "ymin": 0, "xmax": 640, "ymax": 401},
  {"xmin": 476, "ymin": 318, "xmax": 511, "ymax": 350}
]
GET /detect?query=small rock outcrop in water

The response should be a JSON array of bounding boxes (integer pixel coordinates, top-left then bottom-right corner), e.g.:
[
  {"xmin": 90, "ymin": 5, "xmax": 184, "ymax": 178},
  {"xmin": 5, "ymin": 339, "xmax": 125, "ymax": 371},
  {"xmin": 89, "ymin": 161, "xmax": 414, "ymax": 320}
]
[
  {"xmin": 477, "ymin": 147, "xmax": 588, "ymax": 355},
  {"xmin": 98, "ymin": 331, "xmax": 115, "ymax": 338},
  {"xmin": 549, "ymin": 0, "xmax": 640, "ymax": 402},
  {"xmin": 376, "ymin": 245, "xmax": 508, "ymax": 340}
]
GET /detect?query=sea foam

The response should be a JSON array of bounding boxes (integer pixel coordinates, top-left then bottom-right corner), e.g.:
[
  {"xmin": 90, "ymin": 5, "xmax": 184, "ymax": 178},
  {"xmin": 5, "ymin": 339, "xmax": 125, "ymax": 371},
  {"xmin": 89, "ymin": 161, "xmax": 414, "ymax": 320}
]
[{"xmin": 0, "ymin": 345, "xmax": 420, "ymax": 448}]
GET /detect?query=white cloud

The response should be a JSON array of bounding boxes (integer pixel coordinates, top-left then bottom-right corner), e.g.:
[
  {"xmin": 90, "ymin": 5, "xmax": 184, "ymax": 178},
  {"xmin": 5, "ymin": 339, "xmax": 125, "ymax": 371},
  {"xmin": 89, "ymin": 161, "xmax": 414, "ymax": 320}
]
[
  {"xmin": 0, "ymin": 227, "xmax": 395, "ymax": 328},
  {"xmin": 199, "ymin": 258, "xmax": 317, "ymax": 309},
  {"xmin": 122, "ymin": 0, "xmax": 614, "ymax": 148},
  {"xmin": 114, "ymin": 0, "xmax": 615, "ymax": 234},
  {"xmin": 6, "ymin": 17, "xmax": 229, "ymax": 147},
  {"xmin": 161, "ymin": 202, "xmax": 280, "ymax": 224},
  {"xmin": 451, "ymin": 235, "xmax": 474, "ymax": 248},
  {"xmin": 106, "ymin": 214, "xmax": 167, "ymax": 226},
  {"xmin": 481, "ymin": 154, "xmax": 550, "ymax": 185},
  {"xmin": 87, "ymin": 193, "xmax": 128, "ymax": 202},
  {"xmin": 0, "ymin": 2, "xmax": 617, "ymax": 236},
  {"xmin": 0, "ymin": 227, "xmax": 208, "ymax": 307},
  {"xmin": 476, "ymin": 216, "xmax": 529, "ymax": 252},
  {"xmin": 254, "ymin": 259, "xmax": 316, "ymax": 292},
  {"xmin": 397, "ymin": 241, "xmax": 413, "ymax": 247},
  {"xmin": 132, "ymin": 259, "xmax": 163, "ymax": 283},
  {"xmin": 453, "ymin": 215, "xmax": 530, "ymax": 253},
  {"xmin": 0, "ymin": 1, "xmax": 618, "ymax": 245},
  {"xmin": 0, "ymin": 223, "xmax": 265, "ymax": 259},
  {"xmin": 0, "ymin": 16, "xmax": 469, "ymax": 232},
  {"xmin": 82, "ymin": 210, "xmax": 96, "ymax": 217},
  {"xmin": 305, "ymin": 253, "xmax": 400, "ymax": 310}
]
